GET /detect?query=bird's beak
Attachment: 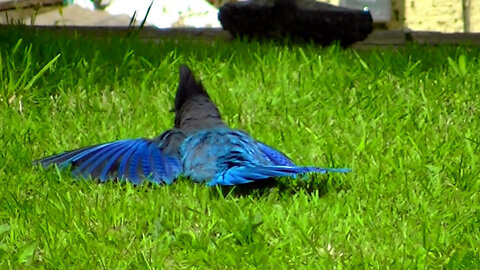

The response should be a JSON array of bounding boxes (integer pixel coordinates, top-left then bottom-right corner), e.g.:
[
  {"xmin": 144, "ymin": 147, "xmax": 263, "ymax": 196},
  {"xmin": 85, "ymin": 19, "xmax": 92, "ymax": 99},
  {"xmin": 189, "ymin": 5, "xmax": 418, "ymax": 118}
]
[{"xmin": 169, "ymin": 108, "xmax": 176, "ymax": 113}]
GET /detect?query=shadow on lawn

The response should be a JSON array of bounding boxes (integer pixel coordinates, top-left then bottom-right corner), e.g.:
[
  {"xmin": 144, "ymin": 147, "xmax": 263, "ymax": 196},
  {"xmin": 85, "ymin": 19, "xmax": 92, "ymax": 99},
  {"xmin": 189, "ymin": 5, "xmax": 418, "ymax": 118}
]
[
  {"xmin": 60, "ymin": 173, "xmax": 347, "ymax": 199},
  {"xmin": 210, "ymin": 175, "xmax": 347, "ymax": 199}
]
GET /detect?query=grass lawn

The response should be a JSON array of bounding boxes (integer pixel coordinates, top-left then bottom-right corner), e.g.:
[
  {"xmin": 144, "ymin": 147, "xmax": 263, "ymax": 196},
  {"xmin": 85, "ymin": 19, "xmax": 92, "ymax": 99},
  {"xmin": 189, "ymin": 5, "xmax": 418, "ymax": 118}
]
[{"xmin": 0, "ymin": 27, "xmax": 479, "ymax": 268}]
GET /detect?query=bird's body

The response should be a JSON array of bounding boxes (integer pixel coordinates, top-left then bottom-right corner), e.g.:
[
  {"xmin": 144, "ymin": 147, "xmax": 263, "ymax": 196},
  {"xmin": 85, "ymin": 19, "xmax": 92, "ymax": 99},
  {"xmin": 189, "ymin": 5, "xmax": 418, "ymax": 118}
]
[
  {"xmin": 35, "ymin": 65, "xmax": 350, "ymax": 186},
  {"xmin": 181, "ymin": 128, "xmax": 276, "ymax": 183}
]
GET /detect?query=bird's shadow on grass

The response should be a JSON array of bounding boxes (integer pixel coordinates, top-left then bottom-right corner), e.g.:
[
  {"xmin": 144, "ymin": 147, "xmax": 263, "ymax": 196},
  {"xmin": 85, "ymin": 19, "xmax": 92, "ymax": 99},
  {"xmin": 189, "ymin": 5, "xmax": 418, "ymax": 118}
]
[
  {"xmin": 210, "ymin": 175, "xmax": 347, "ymax": 199},
  {"xmin": 50, "ymin": 171, "xmax": 347, "ymax": 200}
]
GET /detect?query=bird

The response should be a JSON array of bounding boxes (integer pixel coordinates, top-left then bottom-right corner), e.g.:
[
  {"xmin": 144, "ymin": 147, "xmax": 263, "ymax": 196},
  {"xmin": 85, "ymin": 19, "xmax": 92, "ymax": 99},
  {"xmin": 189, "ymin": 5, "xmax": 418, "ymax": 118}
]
[{"xmin": 35, "ymin": 65, "xmax": 350, "ymax": 186}]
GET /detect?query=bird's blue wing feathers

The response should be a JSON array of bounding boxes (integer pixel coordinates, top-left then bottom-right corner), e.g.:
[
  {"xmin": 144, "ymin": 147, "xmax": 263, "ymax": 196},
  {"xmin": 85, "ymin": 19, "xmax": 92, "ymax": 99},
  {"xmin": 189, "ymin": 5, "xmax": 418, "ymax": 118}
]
[
  {"xmin": 35, "ymin": 139, "xmax": 182, "ymax": 185},
  {"xmin": 256, "ymin": 141, "xmax": 295, "ymax": 166},
  {"xmin": 208, "ymin": 165, "xmax": 351, "ymax": 186}
]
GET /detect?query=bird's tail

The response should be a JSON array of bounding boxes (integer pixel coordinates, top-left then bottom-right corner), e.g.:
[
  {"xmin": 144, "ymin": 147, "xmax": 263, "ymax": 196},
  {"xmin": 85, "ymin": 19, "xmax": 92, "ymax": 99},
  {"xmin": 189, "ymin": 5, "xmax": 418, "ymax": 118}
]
[{"xmin": 207, "ymin": 165, "xmax": 351, "ymax": 186}]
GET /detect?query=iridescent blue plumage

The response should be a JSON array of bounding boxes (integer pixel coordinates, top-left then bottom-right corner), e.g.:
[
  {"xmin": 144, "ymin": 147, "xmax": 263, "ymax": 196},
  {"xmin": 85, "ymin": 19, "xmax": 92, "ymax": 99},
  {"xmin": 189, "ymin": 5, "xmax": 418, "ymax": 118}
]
[{"xmin": 35, "ymin": 65, "xmax": 350, "ymax": 185}]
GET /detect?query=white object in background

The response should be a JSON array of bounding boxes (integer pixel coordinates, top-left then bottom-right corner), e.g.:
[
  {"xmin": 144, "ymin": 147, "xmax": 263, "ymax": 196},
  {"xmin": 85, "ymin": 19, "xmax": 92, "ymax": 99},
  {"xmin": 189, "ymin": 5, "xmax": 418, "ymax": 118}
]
[
  {"xmin": 340, "ymin": 0, "xmax": 391, "ymax": 23},
  {"xmin": 105, "ymin": 0, "xmax": 222, "ymax": 28},
  {"xmin": 73, "ymin": 0, "xmax": 95, "ymax": 10}
]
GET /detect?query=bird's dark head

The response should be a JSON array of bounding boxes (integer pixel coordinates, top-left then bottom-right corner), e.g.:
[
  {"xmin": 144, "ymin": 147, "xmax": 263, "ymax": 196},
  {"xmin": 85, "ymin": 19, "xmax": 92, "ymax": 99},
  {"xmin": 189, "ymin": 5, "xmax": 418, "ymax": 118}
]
[
  {"xmin": 173, "ymin": 65, "xmax": 225, "ymax": 130},
  {"xmin": 174, "ymin": 65, "xmax": 210, "ymax": 112}
]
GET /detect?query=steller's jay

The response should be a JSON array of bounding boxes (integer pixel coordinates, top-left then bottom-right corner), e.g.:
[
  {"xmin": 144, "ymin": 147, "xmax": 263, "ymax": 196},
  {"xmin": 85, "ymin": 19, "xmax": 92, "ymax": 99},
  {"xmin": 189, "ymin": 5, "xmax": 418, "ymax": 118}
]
[{"xmin": 35, "ymin": 65, "xmax": 350, "ymax": 186}]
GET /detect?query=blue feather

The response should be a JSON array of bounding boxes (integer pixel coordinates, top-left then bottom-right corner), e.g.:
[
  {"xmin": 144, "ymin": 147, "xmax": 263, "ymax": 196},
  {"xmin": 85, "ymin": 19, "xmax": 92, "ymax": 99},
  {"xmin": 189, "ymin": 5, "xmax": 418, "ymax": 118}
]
[
  {"xmin": 256, "ymin": 141, "xmax": 295, "ymax": 166},
  {"xmin": 98, "ymin": 142, "xmax": 132, "ymax": 181},
  {"xmin": 117, "ymin": 140, "xmax": 143, "ymax": 181}
]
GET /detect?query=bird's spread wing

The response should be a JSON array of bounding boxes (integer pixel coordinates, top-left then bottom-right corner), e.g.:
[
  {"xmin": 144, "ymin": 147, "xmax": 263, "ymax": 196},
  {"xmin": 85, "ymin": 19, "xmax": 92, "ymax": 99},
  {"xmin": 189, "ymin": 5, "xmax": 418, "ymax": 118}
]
[{"xmin": 34, "ymin": 139, "xmax": 182, "ymax": 185}]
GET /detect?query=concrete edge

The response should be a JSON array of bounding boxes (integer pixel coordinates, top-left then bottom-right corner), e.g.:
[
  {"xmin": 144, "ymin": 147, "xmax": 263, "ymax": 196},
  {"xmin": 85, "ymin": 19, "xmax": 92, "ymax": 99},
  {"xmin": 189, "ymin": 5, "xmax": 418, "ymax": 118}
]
[{"xmin": 2, "ymin": 25, "xmax": 480, "ymax": 46}]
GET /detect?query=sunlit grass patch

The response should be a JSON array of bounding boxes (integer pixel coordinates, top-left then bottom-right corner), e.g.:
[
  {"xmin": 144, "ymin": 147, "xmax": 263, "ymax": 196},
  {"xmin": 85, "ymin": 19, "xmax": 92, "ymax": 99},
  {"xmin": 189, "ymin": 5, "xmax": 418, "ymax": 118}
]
[{"xmin": 0, "ymin": 28, "xmax": 479, "ymax": 268}]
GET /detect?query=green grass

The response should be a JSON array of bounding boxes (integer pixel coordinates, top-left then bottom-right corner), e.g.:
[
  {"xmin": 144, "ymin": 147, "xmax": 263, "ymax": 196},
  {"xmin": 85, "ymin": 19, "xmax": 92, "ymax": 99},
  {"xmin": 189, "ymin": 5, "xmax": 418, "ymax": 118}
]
[{"xmin": 1, "ymin": 27, "xmax": 479, "ymax": 268}]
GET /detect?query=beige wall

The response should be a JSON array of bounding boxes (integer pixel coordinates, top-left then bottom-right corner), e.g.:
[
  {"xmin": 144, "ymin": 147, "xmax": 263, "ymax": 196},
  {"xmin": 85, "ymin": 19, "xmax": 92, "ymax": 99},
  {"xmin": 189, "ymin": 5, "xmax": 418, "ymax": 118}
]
[
  {"xmin": 471, "ymin": 0, "xmax": 480, "ymax": 32},
  {"xmin": 404, "ymin": 0, "xmax": 463, "ymax": 32},
  {"xmin": 320, "ymin": 0, "xmax": 340, "ymax": 4},
  {"xmin": 318, "ymin": 0, "xmax": 479, "ymax": 33}
]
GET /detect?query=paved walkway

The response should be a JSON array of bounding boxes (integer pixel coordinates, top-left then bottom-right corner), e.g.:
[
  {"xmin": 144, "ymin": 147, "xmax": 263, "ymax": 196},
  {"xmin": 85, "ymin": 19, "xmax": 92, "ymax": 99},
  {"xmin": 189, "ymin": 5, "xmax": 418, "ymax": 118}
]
[
  {"xmin": 0, "ymin": 1, "xmax": 220, "ymax": 27},
  {"xmin": 1, "ymin": 3, "xmax": 143, "ymax": 26},
  {"xmin": 3, "ymin": 25, "xmax": 479, "ymax": 47}
]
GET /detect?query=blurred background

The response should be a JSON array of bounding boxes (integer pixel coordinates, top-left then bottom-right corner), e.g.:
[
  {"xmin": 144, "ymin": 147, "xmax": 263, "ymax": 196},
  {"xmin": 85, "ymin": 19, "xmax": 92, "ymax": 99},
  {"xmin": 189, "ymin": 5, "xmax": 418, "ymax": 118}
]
[{"xmin": 0, "ymin": 0, "xmax": 478, "ymax": 32}]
